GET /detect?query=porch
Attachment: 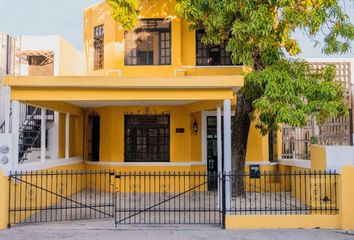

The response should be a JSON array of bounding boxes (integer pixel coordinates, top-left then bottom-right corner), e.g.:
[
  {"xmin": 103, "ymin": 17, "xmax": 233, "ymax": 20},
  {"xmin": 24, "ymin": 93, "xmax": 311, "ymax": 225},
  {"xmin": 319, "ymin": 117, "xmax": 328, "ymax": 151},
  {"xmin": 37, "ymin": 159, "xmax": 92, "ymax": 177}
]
[{"xmin": 0, "ymin": 75, "xmax": 243, "ymax": 175}]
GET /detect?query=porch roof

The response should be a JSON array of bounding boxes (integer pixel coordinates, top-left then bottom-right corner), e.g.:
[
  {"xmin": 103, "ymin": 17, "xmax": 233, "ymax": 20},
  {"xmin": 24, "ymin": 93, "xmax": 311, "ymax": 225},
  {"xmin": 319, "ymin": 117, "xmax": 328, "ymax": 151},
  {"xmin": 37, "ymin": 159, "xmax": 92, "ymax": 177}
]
[
  {"xmin": 3, "ymin": 75, "xmax": 243, "ymax": 88},
  {"xmin": 3, "ymin": 75, "xmax": 242, "ymax": 116}
]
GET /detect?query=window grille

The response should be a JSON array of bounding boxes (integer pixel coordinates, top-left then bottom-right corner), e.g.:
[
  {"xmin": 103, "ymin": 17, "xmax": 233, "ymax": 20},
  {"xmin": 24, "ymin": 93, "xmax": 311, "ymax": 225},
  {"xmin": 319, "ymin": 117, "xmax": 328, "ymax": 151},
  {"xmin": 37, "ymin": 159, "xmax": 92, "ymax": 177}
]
[
  {"xmin": 94, "ymin": 25, "xmax": 104, "ymax": 70},
  {"xmin": 125, "ymin": 115, "xmax": 170, "ymax": 162}
]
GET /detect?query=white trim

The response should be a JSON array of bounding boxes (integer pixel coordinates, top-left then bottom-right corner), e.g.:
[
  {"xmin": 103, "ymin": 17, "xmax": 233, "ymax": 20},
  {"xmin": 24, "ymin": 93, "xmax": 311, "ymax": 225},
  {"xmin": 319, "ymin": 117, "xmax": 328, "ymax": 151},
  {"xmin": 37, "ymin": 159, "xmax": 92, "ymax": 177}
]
[
  {"xmin": 201, "ymin": 110, "xmax": 236, "ymax": 165},
  {"xmin": 217, "ymin": 107, "xmax": 222, "ymax": 172},
  {"xmin": 201, "ymin": 111, "xmax": 207, "ymax": 164},
  {"xmin": 181, "ymin": 65, "xmax": 244, "ymax": 69},
  {"xmin": 40, "ymin": 108, "xmax": 46, "ymax": 162},
  {"xmin": 216, "ymin": 107, "xmax": 222, "ymax": 208},
  {"xmin": 65, "ymin": 113, "xmax": 70, "ymax": 160},
  {"xmin": 11, "ymin": 100, "xmax": 20, "ymax": 170},
  {"xmin": 4, "ymin": 86, "xmax": 10, "ymax": 134},
  {"xmin": 3, "ymin": 157, "xmax": 83, "ymax": 176},
  {"xmin": 52, "ymin": 112, "xmax": 59, "ymax": 159},
  {"xmin": 85, "ymin": 161, "xmax": 207, "ymax": 167},
  {"xmin": 245, "ymin": 161, "xmax": 278, "ymax": 166},
  {"xmin": 223, "ymin": 99, "xmax": 232, "ymax": 212},
  {"xmin": 278, "ymin": 159, "xmax": 311, "ymax": 169}
]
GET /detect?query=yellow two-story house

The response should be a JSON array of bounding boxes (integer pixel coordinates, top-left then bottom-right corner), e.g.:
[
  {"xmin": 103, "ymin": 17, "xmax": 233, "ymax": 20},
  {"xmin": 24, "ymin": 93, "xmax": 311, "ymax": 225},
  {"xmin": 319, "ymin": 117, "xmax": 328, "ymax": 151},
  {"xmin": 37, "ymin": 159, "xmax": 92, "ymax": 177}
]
[{"xmin": 2, "ymin": 0, "xmax": 274, "ymax": 174}]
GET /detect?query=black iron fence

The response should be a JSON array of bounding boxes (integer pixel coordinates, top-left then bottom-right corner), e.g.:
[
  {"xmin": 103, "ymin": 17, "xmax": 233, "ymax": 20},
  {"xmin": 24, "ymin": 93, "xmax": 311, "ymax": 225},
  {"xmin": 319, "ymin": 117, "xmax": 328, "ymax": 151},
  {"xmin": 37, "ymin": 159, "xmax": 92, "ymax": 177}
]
[
  {"xmin": 8, "ymin": 170, "xmax": 339, "ymax": 228},
  {"xmin": 8, "ymin": 170, "xmax": 115, "ymax": 226},
  {"xmin": 225, "ymin": 170, "xmax": 339, "ymax": 216}
]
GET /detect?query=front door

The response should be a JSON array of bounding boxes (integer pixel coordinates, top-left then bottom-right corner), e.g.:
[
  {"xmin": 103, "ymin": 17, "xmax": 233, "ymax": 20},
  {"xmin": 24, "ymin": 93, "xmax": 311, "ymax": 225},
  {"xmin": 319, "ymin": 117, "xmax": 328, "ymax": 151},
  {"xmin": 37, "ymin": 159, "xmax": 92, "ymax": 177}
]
[
  {"xmin": 91, "ymin": 114, "xmax": 100, "ymax": 162},
  {"xmin": 207, "ymin": 116, "xmax": 219, "ymax": 190}
]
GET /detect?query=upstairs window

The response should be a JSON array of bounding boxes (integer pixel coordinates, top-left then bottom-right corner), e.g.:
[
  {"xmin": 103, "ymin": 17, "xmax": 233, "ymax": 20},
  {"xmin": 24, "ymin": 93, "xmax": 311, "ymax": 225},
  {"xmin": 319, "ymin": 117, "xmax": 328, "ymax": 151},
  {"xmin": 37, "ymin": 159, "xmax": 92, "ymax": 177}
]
[
  {"xmin": 196, "ymin": 30, "xmax": 234, "ymax": 66},
  {"xmin": 125, "ymin": 19, "xmax": 171, "ymax": 66},
  {"xmin": 94, "ymin": 25, "xmax": 104, "ymax": 70}
]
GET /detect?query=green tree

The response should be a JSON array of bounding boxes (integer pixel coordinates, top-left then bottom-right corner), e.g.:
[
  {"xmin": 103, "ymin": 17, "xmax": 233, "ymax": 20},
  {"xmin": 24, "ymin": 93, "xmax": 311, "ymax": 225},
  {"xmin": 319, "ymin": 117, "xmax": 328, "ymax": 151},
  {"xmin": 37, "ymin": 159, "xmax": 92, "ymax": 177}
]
[{"xmin": 107, "ymin": 0, "xmax": 354, "ymax": 195}]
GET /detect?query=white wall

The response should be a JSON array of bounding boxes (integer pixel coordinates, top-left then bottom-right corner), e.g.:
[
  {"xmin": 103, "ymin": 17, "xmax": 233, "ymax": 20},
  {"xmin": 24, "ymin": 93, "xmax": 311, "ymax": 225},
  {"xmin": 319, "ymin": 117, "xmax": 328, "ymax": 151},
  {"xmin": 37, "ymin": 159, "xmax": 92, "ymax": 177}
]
[
  {"xmin": 59, "ymin": 37, "xmax": 85, "ymax": 76},
  {"xmin": 326, "ymin": 146, "xmax": 354, "ymax": 172},
  {"xmin": 19, "ymin": 35, "xmax": 61, "ymax": 76},
  {"xmin": 0, "ymin": 33, "xmax": 10, "ymax": 124},
  {"xmin": 0, "ymin": 134, "xmax": 13, "ymax": 172},
  {"xmin": 18, "ymin": 35, "xmax": 84, "ymax": 76}
]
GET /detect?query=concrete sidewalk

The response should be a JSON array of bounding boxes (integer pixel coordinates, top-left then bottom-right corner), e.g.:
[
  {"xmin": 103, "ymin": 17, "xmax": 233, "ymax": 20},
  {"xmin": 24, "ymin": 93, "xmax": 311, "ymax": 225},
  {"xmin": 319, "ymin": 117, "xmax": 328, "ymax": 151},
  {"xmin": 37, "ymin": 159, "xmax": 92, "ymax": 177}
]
[{"xmin": 0, "ymin": 220, "xmax": 353, "ymax": 240}]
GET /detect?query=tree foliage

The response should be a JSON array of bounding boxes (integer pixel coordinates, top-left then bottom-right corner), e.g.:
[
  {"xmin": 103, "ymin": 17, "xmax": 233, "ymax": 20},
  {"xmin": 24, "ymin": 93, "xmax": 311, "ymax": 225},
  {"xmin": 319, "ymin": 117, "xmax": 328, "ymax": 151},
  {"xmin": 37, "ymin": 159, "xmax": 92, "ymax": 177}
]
[
  {"xmin": 106, "ymin": 0, "xmax": 140, "ymax": 30},
  {"xmin": 107, "ymin": 0, "xmax": 354, "ymax": 68},
  {"xmin": 176, "ymin": 0, "xmax": 354, "ymax": 69},
  {"xmin": 106, "ymin": 0, "xmax": 353, "ymax": 135},
  {"xmin": 106, "ymin": 0, "xmax": 354, "ymax": 176},
  {"xmin": 244, "ymin": 60, "xmax": 348, "ymax": 135}
]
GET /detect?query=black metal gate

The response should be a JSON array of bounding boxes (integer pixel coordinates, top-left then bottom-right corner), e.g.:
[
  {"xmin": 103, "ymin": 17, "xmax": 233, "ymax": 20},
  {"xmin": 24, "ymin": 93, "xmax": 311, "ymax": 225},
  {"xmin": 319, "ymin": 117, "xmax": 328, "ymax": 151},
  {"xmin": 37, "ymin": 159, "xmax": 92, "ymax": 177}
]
[
  {"xmin": 8, "ymin": 170, "xmax": 115, "ymax": 226},
  {"xmin": 8, "ymin": 170, "xmax": 222, "ymax": 227},
  {"xmin": 114, "ymin": 172, "xmax": 222, "ymax": 226},
  {"xmin": 9, "ymin": 170, "xmax": 338, "ymax": 228}
]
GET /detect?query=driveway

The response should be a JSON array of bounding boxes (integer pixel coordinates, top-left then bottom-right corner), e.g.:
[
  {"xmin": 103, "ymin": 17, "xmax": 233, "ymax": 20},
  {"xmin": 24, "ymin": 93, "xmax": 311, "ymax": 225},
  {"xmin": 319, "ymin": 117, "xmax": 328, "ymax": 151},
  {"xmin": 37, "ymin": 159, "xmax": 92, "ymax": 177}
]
[{"xmin": 0, "ymin": 220, "xmax": 353, "ymax": 240}]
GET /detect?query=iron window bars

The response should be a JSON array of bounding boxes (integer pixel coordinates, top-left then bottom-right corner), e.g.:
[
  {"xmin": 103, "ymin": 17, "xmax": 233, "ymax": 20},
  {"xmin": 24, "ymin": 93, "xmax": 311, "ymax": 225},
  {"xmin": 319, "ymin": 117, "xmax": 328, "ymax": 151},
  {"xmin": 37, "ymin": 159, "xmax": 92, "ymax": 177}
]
[
  {"xmin": 124, "ymin": 115, "xmax": 170, "ymax": 162},
  {"xmin": 94, "ymin": 25, "xmax": 104, "ymax": 70}
]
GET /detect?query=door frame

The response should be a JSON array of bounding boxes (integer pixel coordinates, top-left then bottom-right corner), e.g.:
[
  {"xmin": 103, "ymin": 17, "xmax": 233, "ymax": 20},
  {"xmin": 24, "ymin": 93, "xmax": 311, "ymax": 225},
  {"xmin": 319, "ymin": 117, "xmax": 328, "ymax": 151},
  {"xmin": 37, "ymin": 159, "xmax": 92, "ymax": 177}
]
[{"xmin": 201, "ymin": 111, "xmax": 235, "ymax": 167}]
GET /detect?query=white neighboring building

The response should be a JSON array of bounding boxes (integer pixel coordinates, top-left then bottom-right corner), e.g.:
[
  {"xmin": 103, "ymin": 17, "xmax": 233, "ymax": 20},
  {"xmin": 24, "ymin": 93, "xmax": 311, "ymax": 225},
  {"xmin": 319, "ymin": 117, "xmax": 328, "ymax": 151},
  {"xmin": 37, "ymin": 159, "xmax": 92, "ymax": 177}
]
[
  {"xmin": 0, "ymin": 33, "xmax": 12, "ymax": 124},
  {"xmin": 0, "ymin": 34, "xmax": 84, "ymax": 163}
]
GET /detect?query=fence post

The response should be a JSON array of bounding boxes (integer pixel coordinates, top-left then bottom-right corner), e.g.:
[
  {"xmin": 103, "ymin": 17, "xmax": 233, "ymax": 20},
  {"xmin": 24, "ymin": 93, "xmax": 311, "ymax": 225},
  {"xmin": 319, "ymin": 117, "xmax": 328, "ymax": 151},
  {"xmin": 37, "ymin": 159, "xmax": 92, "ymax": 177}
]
[
  {"xmin": 221, "ymin": 172, "xmax": 226, "ymax": 229},
  {"xmin": 340, "ymin": 166, "xmax": 354, "ymax": 230},
  {"xmin": 0, "ymin": 170, "xmax": 9, "ymax": 229}
]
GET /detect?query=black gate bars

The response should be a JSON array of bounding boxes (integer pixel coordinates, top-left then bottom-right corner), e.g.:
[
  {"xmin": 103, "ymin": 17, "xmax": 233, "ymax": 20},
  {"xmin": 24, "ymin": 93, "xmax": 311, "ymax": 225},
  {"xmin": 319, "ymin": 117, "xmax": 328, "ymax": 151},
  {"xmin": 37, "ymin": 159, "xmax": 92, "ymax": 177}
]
[{"xmin": 8, "ymin": 170, "xmax": 339, "ymax": 228}]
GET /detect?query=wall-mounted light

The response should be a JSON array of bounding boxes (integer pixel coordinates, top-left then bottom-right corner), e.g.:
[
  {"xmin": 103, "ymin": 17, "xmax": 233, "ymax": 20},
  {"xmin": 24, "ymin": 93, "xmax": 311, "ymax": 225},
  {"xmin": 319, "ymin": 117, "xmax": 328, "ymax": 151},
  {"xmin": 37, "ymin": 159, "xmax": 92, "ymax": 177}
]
[{"xmin": 192, "ymin": 116, "xmax": 199, "ymax": 135}]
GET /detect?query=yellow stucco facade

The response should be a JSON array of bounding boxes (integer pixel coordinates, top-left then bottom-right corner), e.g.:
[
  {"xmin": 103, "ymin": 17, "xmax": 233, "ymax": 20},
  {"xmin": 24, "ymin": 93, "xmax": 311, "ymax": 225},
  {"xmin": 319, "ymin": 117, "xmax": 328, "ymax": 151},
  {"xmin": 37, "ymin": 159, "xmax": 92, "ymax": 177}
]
[
  {"xmin": 83, "ymin": 1, "xmax": 245, "ymax": 77},
  {"xmin": 0, "ymin": 0, "xmax": 353, "ymax": 232},
  {"xmin": 1, "ymin": 0, "xmax": 271, "ymax": 170}
]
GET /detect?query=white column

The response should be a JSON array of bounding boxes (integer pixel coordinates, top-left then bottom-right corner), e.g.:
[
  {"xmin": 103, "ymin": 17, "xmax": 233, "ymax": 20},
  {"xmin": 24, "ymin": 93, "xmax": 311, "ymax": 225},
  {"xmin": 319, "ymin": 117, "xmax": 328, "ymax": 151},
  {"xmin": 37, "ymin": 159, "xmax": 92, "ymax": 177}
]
[
  {"xmin": 217, "ymin": 107, "xmax": 223, "ymax": 173},
  {"xmin": 65, "ymin": 113, "xmax": 70, "ymax": 160},
  {"xmin": 40, "ymin": 108, "xmax": 46, "ymax": 162},
  {"xmin": 11, "ymin": 100, "xmax": 20, "ymax": 169},
  {"xmin": 217, "ymin": 106, "xmax": 222, "ymax": 207},
  {"xmin": 4, "ymin": 86, "xmax": 11, "ymax": 134},
  {"xmin": 52, "ymin": 112, "xmax": 59, "ymax": 159},
  {"xmin": 223, "ymin": 99, "xmax": 232, "ymax": 211}
]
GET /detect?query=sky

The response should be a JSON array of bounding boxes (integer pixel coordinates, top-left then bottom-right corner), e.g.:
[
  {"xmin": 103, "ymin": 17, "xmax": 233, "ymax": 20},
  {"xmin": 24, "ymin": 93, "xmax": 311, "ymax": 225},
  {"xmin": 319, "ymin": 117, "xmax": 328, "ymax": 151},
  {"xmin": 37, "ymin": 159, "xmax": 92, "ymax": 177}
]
[{"xmin": 0, "ymin": 0, "xmax": 353, "ymax": 58}]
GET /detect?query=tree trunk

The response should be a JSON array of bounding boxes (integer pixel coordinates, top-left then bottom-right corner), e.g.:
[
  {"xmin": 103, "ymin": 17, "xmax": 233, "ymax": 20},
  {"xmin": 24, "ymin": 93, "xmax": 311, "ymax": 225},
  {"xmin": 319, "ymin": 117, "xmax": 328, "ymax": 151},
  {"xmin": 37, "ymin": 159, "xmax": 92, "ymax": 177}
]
[{"xmin": 231, "ymin": 93, "xmax": 253, "ymax": 197}]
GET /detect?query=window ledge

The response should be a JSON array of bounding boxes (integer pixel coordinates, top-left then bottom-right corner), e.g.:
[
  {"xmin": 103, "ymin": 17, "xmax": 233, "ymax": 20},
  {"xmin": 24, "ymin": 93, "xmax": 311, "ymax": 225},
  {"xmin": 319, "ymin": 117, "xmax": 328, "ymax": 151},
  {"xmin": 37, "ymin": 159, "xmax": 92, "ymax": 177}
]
[
  {"xmin": 85, "ymin": 161, "xmax": 206, "ymax": 167},
  {"xmin": 182, "ymin": 65, "xmax": 244, "ymax": 69},
  {"xmin": 278, "ymin": 159, "xmax": 311, "ymax": 169}
]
